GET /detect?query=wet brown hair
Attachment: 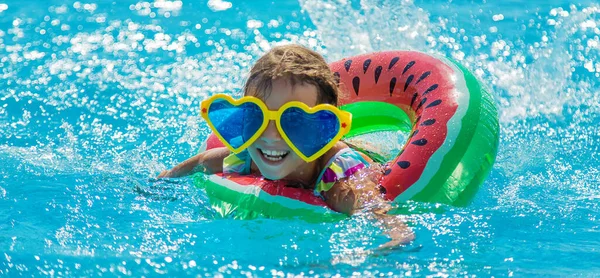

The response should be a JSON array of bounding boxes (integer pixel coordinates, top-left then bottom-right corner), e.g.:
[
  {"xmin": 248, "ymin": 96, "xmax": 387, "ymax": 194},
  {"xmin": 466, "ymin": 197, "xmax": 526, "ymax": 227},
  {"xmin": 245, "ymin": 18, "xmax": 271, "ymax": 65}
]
[{"xmin": 243, "ymin": 44, "xmax": 339, "ymax": 106}]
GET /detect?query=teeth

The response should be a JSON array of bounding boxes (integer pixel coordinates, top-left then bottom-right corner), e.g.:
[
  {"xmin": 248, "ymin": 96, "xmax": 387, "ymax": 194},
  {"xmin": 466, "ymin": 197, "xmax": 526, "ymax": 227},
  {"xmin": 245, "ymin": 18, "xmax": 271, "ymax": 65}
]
[
  {"xmin": 264, "ymin": 155, "xmax": 283, "ymax": 162},
  {"xmin": 260, "ymin": 149, "xmax": 289, "ymax": 162},
  {"xmin": 261, "ymin": 149, "xmax": 288, "ymax": 157}
]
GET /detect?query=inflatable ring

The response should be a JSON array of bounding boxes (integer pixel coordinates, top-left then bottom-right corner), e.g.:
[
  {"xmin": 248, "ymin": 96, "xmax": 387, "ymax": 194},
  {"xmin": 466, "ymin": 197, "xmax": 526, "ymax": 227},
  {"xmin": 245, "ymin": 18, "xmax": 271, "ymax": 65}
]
[
  {"xmin": 333, "ymin": 51, "xmax": 499, "ymax": 206},
  {"xmin": 194, "ymin": 51, "xmax": 499, "ymax": 220}
]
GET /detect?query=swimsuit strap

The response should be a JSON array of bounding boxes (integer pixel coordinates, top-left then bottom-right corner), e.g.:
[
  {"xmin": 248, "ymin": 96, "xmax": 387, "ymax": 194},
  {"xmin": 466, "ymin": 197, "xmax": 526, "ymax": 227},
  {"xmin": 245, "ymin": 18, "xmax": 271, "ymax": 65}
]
[
  {"xmin": 222, "ymin": 150, "xmax": 252, "ymax": 175},
  {"xmin": 314, "ymin": 147, "xmax": 370, "ymax": 197}
]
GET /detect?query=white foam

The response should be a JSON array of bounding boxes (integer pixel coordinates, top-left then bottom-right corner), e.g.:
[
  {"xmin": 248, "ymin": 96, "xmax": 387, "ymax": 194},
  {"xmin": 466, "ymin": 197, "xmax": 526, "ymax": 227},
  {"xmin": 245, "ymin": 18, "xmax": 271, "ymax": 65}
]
[
  {"xmin": 207, "ymin": 0, "xmax": 232, "ymax": 12},
  {"xmin": 299, "ymin": 0, "xmax": 432, "ymax": 60}
]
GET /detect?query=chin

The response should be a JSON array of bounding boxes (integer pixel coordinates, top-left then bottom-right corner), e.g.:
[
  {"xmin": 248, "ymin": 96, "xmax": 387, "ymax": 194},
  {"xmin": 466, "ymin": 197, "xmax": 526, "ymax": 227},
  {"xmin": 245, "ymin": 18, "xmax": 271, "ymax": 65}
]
[
  {"xmin": 256, "ymin": 163, "xmax": 294, "ymax": 181},
  {"xmin": 260, "ymin": 170, "xmax": 287, "ymax": 180}
]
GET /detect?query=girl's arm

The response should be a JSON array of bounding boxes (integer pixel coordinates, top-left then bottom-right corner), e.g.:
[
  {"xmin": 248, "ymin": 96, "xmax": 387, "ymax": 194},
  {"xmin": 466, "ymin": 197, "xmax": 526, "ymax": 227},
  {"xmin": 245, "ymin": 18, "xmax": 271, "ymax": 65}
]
[
  {"xmin": 323, "ymin": 165, "xmax": 415, "ymax": 249},
  {"xmin": 319, "ymin": 142, "xmax": 379, "ymax": 215},
  {"xmin": 158, "ymin": 147, "xmax": 230, "ymax": 178}
]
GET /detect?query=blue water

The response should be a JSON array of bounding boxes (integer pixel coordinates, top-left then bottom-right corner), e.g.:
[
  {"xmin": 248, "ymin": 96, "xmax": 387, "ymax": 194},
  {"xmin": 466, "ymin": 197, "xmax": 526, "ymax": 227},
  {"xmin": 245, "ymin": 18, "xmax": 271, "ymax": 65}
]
[{"xmin": 1, "ymin": 0, "xmax": 599, "ymax": 276}]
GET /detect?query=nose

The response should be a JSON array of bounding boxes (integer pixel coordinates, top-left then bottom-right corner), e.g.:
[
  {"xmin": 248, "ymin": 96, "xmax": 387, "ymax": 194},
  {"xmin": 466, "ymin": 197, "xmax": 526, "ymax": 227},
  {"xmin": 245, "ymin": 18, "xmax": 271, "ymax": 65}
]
[{"xmin": 259, "ymin": 120, "xmax": 283, "ymax": 143}]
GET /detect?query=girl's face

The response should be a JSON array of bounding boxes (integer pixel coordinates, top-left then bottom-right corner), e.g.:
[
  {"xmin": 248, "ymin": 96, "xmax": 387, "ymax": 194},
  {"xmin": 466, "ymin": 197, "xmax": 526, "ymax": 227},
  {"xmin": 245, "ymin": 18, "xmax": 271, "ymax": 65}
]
[{"xmin": 247, "ymin": 78, "xmax": 319, "ymax": 181}]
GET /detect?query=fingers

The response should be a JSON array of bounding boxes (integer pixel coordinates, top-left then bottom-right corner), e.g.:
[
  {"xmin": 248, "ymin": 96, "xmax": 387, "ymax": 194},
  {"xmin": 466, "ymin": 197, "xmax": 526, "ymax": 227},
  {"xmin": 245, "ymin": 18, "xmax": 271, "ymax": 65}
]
[
  {"xmin": 376, "ymin": 230, "xmax": 415, "ymax": 251},
  {"xmin": 376, "ymin": 239, "xmax": 404, "ymax": 251},
  {"xmin": 157, "ymin": 170, "xmax": 170, "ymax": 179}
]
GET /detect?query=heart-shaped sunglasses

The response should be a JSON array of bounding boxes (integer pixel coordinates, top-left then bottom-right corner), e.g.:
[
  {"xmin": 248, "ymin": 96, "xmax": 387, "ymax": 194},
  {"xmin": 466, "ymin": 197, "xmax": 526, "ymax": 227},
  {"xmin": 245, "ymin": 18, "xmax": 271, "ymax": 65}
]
[{"xmin": 200, "ymin": 94, "xmax": 352, "ymax": 162}]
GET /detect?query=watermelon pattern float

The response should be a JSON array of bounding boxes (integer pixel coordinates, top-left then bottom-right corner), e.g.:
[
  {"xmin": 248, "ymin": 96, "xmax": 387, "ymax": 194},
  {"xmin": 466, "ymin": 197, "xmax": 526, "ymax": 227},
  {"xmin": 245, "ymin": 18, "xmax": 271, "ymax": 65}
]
[
  {"xmin": 333, "ymin": 51, "xmax": 499, "ymax": 206},
  {"xmin": 195, "ymin": 50, "xmax": 499, "ymax": 220}
]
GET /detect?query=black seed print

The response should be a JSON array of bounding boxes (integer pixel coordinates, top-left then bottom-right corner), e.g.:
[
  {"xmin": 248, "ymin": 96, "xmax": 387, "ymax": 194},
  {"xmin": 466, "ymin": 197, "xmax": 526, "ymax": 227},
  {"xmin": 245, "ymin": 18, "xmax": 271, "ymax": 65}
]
[
  {"xmin": 421, "ymin": 119, "xmax": 436, "ymax": 126},
  {"xmin": 415, "ymin": 71, "xmax": 431, "ymax": 84},
  {"xmin": 389, "ymin": 77, "xmax": 397, "ymax": 96},
  {"xmin": 411, "ymin": 129, "xmax": 419, "ymax": 138},
  {"xmin": 402, "ymin": 61, "xmax": 415, "ymax": 75},
  {"xmin": 388, "ymin": 57, "xmax": 400, "ymax": 70},
  {"xmin": 415, "ymin": 116, "xmax": 421, "ymax": 124},
  {"xmin": 384, "ymin": 169, "xmax": 392, "ymax": 176},
  {"xmin": 397, "ymin": 161, "xmax": 410, "ymax": 169},
  {"xmin": 352, "ymin": 76, "xmax": 360, "ymax": 95},
  {"xmin": 374, "ymin": 66, "xmax": 383, "ymax": 84},
  {"xmin": 411, "ymin": 138, "xmax": 428, "ymax": 146},
  {"xmin": 426, "ymin": 99, "xmax": 442, "ymax": 108},
  {"xmin": 422, "ymin": 84, "xmax": 439, "ymax": 96},
  {"xmin": 416, "ymin": 97, "xmax": 427, "ymax": 110},
  {"xmin": 344, "ymin": 59, "xmax": 352, "ymax": 72},
  {"xmin": 333, "ymin": 72, "xmax": 340, "ymax": 85},
  {"xmin": 363, "ymin": 59, "xmax": 371, "ymax": 74},
  {"xmin": 404, "ymin": 74, "xmax": 414, "ymax": 92},
  {"xmin": 379, "ymin": 185, "xmax": 387, "ymax": 194},
  {"xmin": 410, "ymin": 93, "xmax": 418, "ymax": 107}
]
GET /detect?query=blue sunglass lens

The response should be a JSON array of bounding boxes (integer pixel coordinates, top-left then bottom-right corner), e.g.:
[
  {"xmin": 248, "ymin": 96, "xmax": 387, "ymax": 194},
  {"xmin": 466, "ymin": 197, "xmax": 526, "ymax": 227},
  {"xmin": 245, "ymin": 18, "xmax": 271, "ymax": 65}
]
[
  {"xmin": 208, "ymin": 99, "xmax": 263, "ymax": 149},
  {"xmin": 280, "ymin": 107, "xmax": 340, "ymax": 158}
]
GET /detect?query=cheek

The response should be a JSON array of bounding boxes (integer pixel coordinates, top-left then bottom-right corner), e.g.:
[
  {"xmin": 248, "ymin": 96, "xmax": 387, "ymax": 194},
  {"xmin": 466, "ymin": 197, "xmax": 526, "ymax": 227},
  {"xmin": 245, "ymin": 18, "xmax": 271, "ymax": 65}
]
[
  {"xmin": 247, "ymin": 145, "xmax": 260, "ymax": 160},
  {"xmin": 287, "ymin": 152, "xmax": 307, "ymax": 166}
]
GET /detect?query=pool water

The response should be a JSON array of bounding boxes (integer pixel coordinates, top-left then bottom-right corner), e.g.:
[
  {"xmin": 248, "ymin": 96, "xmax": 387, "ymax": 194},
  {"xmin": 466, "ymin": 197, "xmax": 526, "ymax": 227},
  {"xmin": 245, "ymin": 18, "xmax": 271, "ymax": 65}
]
[{"xmin": 1, "ymin": 0, "xmax": 600, "ymax": 276}]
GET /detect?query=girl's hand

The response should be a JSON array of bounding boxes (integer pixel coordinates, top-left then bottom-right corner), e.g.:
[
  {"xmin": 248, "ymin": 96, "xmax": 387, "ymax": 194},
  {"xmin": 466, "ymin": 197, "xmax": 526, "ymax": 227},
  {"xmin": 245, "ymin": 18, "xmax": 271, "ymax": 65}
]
[
  {"xmin": 157, "ymin": 170, "xmax": 171, "ymax": 179},
  {"xmin": 376, "ymin": 219, "xmax": 415, "ymax": 250}
]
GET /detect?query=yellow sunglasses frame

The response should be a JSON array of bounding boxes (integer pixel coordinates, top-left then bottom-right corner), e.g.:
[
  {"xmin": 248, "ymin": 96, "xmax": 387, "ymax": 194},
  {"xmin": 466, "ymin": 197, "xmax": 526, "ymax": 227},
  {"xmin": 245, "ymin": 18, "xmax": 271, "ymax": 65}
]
[{"xmin": 200, "ymin": 94, "xmax": 352, "ymax": 162}]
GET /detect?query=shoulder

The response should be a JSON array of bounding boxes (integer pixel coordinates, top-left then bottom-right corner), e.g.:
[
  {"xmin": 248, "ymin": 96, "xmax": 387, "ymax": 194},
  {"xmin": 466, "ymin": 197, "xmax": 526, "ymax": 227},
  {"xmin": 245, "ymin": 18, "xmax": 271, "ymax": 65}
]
[
  {"xmin": 318, "ymin": 141, "xmax": 349, "ymax": 169},
  {"xmin": 199, "ymin": 147, "xmax": 232, "ymax": 175},
  {"xmin": 319, "ymin": 141, "xmax": 374, "ymax": 169},
  {"xmin": 318, "ymin": 141, "xmax": 374, "ymax": 171},
  {"xmin": 204, "ymin": 147, "xmax": 232, "ymax": 159},
  {"xmin": 314, "ymin": 142, "xmax": 371, "ymax": 195}
]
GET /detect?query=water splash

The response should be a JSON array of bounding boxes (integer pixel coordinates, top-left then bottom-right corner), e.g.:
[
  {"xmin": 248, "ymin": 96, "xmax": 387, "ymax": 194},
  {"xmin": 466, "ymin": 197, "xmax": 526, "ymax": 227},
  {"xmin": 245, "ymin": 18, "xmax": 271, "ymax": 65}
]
[
  {"xmin": 299, "ymin": 0, "xmax": 432, "ymax": 60},
  {"xmin": 2, "ymin": 0, "xmax": 600, "ymax": 276}
]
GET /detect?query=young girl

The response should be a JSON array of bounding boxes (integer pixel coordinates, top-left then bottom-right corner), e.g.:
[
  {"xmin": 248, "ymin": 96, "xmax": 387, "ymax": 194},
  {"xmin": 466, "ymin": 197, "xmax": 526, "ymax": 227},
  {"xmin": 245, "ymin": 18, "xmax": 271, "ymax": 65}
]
[{"xmin": 159, "ymin": 44, "xmax": 413, "ymax": 248}]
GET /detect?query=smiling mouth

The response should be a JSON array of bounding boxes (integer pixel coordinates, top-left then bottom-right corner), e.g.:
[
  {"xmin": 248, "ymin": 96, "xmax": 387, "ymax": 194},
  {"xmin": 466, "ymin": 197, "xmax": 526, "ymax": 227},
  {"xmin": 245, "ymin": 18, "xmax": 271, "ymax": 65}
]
[{"xmin": 258, "ymin": 148, "xmax": 290, "ymax": 162}]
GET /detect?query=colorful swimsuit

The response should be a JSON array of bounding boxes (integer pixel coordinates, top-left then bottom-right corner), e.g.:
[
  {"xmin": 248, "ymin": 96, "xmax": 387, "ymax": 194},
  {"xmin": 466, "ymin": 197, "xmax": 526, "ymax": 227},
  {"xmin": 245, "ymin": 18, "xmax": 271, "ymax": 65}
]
[{"xmin": 223, "ymin": 147, "xmax": 370, "ymax": 198}]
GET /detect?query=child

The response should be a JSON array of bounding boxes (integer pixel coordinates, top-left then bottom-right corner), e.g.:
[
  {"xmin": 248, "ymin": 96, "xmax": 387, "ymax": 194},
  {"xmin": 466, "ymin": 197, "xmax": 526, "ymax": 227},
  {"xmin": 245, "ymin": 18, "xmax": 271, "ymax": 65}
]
[{"xmin": 158, "ymin": 44, "xmax": 414, "ymax": 248}]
